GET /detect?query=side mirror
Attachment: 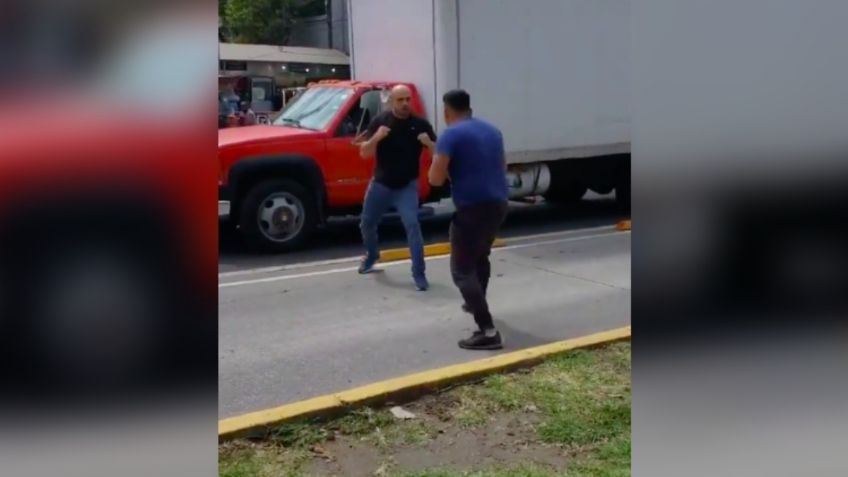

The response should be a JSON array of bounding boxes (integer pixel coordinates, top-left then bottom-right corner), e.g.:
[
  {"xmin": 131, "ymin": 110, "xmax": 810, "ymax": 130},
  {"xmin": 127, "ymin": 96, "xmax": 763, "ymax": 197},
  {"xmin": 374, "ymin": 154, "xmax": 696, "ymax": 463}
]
[{"xmin": 271, "ymin": 94, "xmax": 283, "ymax": 111}]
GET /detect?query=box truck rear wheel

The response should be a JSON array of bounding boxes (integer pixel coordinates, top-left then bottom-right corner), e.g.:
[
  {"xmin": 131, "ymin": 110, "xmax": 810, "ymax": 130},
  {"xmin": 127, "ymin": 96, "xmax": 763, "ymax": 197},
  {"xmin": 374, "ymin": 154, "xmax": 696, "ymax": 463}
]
[{"xmin": 239, "ymin": 179, "xmax": 318, "ymax": 252}]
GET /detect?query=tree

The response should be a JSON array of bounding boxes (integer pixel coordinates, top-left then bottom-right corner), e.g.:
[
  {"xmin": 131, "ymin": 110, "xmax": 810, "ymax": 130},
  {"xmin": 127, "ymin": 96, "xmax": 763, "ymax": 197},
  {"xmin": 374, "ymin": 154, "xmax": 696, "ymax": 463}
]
[
  {"xmin": 219, "ymin": 0, "xmax": 227, "ymax": 41},
  {"xmin": 223, "ymin": 0, "xmax": 300, "ymax": 45}
]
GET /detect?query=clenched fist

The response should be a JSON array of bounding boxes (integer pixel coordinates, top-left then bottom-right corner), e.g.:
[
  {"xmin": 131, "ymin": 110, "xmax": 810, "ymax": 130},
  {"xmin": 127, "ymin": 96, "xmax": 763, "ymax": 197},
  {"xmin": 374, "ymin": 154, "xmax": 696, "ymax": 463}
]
[
  {"xmin": 374, "ymin": 125, "xmax": 391, "ymax": 140},
  {"xmin": 417, "ymin": 132, "xmax": 435, "ymax": 148}
]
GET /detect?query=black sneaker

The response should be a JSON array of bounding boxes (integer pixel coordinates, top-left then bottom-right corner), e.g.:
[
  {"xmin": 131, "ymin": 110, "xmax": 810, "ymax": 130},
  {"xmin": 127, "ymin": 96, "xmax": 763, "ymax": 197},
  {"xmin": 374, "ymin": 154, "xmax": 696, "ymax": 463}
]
[{"xmin": 458, "ymin": 330, "xmax": 503, "ymax": 350}]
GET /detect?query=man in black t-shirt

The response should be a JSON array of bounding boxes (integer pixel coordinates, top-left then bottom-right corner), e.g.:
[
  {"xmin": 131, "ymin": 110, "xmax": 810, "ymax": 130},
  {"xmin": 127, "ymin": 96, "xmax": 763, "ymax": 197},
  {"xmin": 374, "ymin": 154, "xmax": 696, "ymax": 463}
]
[{"xmin": 357, "ymin": 84, "xmax": 436, "ymax": 291}]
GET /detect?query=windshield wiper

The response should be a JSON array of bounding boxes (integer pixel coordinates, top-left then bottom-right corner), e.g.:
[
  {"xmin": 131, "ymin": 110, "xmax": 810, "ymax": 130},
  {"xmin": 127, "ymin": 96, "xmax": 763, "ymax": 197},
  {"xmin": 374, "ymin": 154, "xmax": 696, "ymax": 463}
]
[{"xmin": 279, "ymin": 117, "xmax": 302, "ymax": 128}]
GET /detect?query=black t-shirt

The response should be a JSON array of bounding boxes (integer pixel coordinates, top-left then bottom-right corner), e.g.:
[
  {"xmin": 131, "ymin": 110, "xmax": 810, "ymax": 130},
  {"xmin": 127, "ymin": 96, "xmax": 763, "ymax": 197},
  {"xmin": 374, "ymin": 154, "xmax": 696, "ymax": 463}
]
[{"xmin": 366, "ymin": 111, "xmax": 436, "ymax": 189}]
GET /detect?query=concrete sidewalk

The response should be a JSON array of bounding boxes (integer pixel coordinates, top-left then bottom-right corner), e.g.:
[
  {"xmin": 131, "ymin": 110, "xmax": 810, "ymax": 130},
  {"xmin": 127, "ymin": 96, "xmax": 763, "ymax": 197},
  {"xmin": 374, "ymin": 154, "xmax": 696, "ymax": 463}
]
[{"xmin": 218, "ymin": 228, "xmax": 630, "ymax": 418}]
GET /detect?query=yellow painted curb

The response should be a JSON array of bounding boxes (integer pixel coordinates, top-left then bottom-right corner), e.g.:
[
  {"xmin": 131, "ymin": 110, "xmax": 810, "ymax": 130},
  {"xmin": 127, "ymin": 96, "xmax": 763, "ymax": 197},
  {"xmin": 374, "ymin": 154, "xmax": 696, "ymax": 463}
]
[
  {"xmin": 379, "ymin": 239, "xmax": 507, "ymax": 262},
  {"xmin": 616, "ymin": 220, "xmax": 631, "ymax": 231},
  {"xmin": 219, "ymin": 325, "xmax": 630, "ymax": 440}
]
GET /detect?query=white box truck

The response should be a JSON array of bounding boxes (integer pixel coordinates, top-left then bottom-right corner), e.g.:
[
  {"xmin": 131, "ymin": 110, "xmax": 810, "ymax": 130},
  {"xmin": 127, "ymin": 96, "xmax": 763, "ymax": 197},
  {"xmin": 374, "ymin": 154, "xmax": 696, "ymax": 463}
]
[{"xmin": 347, "ymin": 0, "xmax": 630, "ymax": 206}]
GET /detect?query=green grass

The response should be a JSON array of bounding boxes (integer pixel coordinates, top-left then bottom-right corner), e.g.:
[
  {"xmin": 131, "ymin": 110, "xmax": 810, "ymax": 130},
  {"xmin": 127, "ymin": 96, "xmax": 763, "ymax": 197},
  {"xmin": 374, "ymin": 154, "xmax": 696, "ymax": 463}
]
[
  {"xmin": 262, "ymin": 406, "xmax": 436, "ymax": 454},
  {"xmin": 564, "ymin": 436, "xmax": 631, "ymax": 477},
  {"xmin": 219, "ymin": 342, "xmax": 631, "ymax": 477},
  {"xmin": 334, "ymin": 408, "xmax": 395, "ymax": 436},
  {"xmin": 219, "ymin": 446, "xmax": 311, "ymax": 477},
  {"xmin": 219, "ymin": 456, "xmax": 262, "ymax": 477},
  {"xmin": 271, "ymin": 421, "xmax": 330, "ymax": 448},
  {"xmin": 451, "ymin": 344, "xmax": 631, "ymax": 449},
  {"xmin": 381, "ymin": 418, "xmax": 436, "ymax": 446}
]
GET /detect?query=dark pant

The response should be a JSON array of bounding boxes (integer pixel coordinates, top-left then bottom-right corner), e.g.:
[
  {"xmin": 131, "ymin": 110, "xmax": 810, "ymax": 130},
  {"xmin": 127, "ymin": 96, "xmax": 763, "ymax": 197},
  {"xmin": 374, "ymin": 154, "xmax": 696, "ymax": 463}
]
[{"xmin": 450, "ymin": 201, "xmax": 508, "ymax": 331}]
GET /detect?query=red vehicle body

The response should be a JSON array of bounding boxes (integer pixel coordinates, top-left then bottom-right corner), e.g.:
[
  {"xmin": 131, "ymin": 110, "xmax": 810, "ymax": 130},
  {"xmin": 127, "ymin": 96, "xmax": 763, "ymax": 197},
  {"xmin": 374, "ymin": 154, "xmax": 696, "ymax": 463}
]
[
  {"xmin": 218, "ymin": 80, "xmax": 447, "ymax": 252},
  {"xmin": 0, "ymin": 99, "xmax": 216, "ymax": 387}
]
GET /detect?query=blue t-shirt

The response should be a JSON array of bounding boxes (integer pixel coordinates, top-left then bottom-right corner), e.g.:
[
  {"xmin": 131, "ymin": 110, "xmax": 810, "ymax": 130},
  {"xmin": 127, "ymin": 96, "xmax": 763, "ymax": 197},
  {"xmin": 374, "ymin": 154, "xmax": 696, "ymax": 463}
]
[{"xmin": 436, "ymin": 118, "xmax": 509, "ymax": 208}]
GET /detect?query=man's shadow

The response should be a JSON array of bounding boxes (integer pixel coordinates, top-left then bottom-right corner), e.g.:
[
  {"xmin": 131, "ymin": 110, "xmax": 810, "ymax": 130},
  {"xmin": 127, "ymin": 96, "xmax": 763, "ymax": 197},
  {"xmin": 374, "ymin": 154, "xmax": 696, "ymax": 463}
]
[{"xmin": 491, "ymin": 320, "xmax": 549, "ymax": 349}]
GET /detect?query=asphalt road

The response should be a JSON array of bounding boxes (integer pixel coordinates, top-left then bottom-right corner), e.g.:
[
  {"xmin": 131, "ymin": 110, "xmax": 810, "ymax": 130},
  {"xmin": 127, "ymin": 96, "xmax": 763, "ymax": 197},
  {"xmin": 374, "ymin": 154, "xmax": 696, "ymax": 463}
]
[
  {"xmin": 219, "ymin": 196, "xmax": 630, "ymax": 418},
  {"xmin": 219, "ymin": 193, "xmax": 626, "ymax": 273}
]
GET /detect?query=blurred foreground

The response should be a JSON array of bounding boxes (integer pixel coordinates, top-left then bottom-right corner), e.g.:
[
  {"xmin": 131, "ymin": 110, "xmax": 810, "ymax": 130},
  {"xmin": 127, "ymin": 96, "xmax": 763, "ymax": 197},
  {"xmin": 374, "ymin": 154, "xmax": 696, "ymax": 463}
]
[
  {"xmin": 634, "ymin": 1, "xmax": 848, "ymax": 476},
  {"xmin": 0, "ymin": 2, "xmax": 217, "ymax": 476}
]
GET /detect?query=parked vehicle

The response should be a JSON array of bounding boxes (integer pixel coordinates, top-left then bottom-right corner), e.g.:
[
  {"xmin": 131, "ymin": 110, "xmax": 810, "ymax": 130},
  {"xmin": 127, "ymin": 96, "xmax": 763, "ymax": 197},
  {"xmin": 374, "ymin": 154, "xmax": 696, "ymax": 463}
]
[
  {"xmin": 218, "ymin": 81, "xmax": 442, "ymax": 251},
  {"xmin": 219, "ymin": 73, "xmax": 283, "ymax": 127}
]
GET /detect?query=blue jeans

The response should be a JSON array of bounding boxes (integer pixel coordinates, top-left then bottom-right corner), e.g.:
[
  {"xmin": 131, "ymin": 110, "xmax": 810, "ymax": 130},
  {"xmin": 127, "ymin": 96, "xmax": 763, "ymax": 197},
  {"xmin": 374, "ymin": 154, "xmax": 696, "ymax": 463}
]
[{"xmin": 360, "ymin": 180, "xmax": 426, "ymax": 277}]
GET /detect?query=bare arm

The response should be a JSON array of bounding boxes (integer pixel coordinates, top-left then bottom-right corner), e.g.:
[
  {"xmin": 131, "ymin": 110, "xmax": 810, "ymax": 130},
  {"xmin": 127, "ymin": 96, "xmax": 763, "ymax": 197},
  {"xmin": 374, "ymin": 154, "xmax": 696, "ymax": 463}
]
[
  {"xmin": 418, "ymin": 121, "xmax": 437, "ymax": 151},
  {"xmin": 351, "ymin": 131, "xmax": 369, "ymax": 146},
  {"xmin": 359, "ymin": 135, "xmax": 380, "ymax": 158},
  {"xmin": 359, "ymin": 126, "xmax": 390, "ymax": 158},
  {"xmin": 417, "ymin": 133, "xmax": 436, "ymax": 150},
  {"xmin": 428, "ymin": 153, "xmax": 451, "ymax": 186}
]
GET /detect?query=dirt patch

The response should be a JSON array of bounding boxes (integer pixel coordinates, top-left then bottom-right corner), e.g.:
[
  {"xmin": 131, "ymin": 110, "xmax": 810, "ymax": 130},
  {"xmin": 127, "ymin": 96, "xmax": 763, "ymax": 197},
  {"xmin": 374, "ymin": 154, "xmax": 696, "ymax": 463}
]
[
  {"xmin": 414, "ymin": 392, "xmax": 462, "ymax": 422},
  {"xmin": 392, "ymin": 415, "xmax": 564, "ymax": 471},
  {"xmin": 307, "ymin": 440, "xmax": 383, "ymax": 477},
  {"xmin": 307, "ymin": 411, "xmax": 563, "ymax": 477}
]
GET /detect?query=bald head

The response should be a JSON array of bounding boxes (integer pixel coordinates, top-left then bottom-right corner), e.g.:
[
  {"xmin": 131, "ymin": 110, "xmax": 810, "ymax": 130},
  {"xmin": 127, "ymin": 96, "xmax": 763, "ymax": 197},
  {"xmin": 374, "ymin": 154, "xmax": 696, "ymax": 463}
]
[
  {"xmin": 389, "ymin": 84, "xmax": 413, "ymax": 118},
  {"xmin": 390, "ymin": 84, "xmax": 411, "ymax": 97}
]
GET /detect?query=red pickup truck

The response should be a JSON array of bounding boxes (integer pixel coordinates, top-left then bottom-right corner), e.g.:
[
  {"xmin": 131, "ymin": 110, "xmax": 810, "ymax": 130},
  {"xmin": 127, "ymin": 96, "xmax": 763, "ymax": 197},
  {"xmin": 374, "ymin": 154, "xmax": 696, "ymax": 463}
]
[{"xmin": 218, "ymin": 80, "xmax": 448, "ymax": 252}]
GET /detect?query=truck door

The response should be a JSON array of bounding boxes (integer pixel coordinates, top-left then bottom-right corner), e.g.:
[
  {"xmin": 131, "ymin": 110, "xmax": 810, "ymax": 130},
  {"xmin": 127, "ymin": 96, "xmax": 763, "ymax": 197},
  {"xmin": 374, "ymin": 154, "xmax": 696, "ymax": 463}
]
[{"xmin": 324, "ymin": 89, "xmax": 384, "ymax": 204}]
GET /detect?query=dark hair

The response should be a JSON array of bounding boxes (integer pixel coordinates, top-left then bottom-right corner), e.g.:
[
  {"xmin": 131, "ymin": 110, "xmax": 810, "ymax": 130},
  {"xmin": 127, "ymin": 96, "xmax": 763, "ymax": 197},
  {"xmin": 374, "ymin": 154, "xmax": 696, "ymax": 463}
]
[{"xmin": 443, "ymin": 89, "xmax": 471, "ymax": 113}]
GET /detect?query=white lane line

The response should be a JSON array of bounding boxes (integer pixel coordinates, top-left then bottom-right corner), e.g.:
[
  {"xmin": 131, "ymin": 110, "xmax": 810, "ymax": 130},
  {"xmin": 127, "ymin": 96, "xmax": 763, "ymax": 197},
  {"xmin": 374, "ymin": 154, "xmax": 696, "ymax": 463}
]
[
  {"xmin": 218, "ymin": 224, "xmax": 618, "ymax": 279},
  {"xmin": 219, "ymin": 230, "xmax": 627, "ymax": 289},
  {"xmin": 499, "ymin": 230, "xmax": 627, "ymax": 253},
  {"xmin": 219, "ymin": 255, "xmax": 365, "ymax": 278}
]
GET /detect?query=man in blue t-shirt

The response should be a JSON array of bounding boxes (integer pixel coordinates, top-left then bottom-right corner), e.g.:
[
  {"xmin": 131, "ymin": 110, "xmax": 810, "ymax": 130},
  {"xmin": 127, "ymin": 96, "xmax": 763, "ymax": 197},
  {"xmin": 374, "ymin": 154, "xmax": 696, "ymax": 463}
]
[{"xmin": 429, "ymin": 89, "xmax": 509, "ymax": 350}]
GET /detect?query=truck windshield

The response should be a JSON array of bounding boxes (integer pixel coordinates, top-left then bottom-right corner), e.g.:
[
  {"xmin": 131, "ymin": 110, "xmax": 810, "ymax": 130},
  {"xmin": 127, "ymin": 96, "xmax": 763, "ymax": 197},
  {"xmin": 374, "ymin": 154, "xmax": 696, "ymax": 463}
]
[{"xmin": 274, "ymin": 87, "xmax": 353, "ymax": 131}]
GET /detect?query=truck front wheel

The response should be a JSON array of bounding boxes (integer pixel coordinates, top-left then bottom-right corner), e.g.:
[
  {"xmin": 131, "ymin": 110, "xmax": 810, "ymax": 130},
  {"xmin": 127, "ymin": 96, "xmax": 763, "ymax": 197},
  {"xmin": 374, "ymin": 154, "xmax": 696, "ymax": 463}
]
[{"xmin": 239, "ymin": 179, "xmax": 318, "ymax": 252}]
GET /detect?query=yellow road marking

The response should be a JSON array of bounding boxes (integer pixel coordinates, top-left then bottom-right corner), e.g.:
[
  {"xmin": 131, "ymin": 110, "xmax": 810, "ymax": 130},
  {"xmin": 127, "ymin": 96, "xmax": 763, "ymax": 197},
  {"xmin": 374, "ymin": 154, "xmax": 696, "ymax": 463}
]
[{"xmin": 379, "ymin": 239, "xmax": 507, "ymax": 262}]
